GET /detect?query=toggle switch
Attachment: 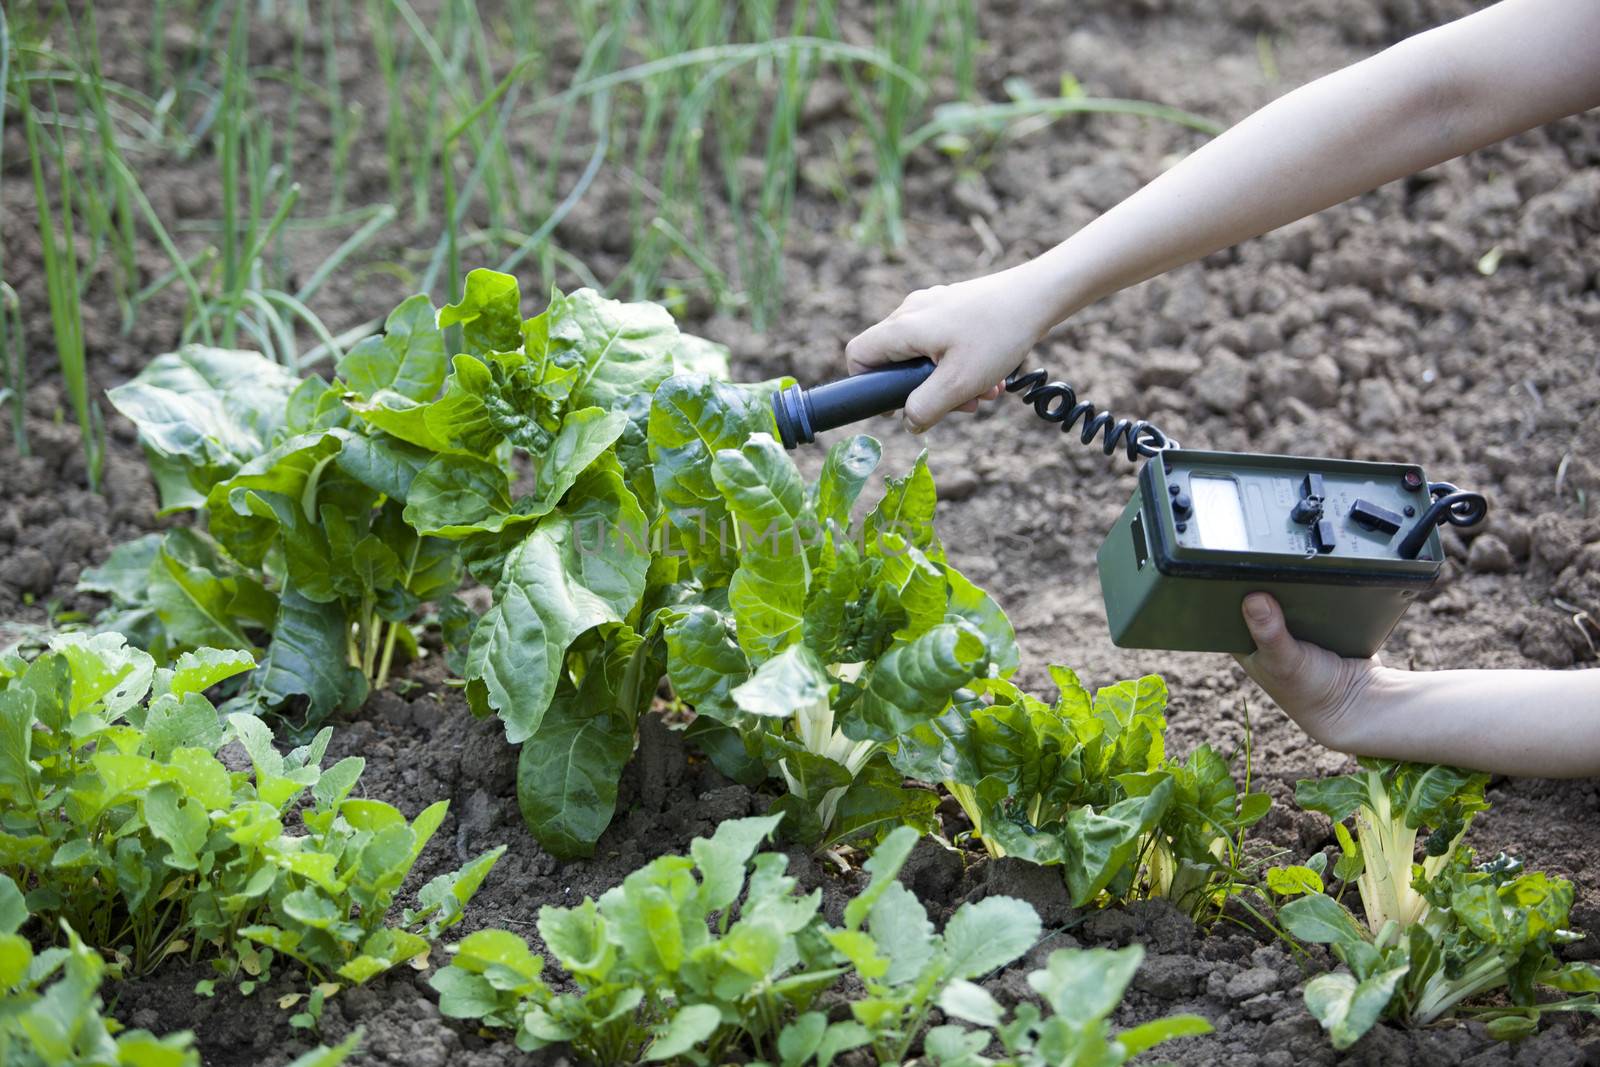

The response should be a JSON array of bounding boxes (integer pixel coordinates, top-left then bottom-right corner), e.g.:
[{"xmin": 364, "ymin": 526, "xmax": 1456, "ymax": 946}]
[{"xmin": 1349, "ymin": 498, "xmax": 1404, "ymax": 536}]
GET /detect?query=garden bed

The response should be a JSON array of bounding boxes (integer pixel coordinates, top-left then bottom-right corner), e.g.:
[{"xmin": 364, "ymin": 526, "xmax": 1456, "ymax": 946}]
[{"xmin": 3, "ymin": 0, "xmax": 1597, "ymax": 1064}]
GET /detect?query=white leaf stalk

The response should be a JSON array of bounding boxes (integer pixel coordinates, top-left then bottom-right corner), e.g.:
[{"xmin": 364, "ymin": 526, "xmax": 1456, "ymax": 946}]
[
  {"xmin": 782, "ymin": 661, "xmax": 876, "ymax": 830},
  {"xmin": 1355, "ymin": 767, "xmax": 1463, "ymax": 935}
]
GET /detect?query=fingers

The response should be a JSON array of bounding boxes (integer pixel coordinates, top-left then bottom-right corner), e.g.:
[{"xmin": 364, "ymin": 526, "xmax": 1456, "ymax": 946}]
[
  {"xmin": 845, "ymin": 317, "xmax": 925, "ymax": 376},
  {"xmin": 903, "ymin": 353, "xmax": 997, "ymax": 432},
  {"xmin": 1240, "ymin": 592, "xmax": 1304, "ymax": 679}
]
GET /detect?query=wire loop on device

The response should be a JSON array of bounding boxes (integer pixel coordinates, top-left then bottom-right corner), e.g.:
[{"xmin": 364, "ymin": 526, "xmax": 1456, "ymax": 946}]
[
  {"xmin": 1004, "ymin": 367, "xmax": 1175, "ymax": 461},
  {"xmin": 1395, "ymin": 481, "xmax": 1490, "ymax": 559}
]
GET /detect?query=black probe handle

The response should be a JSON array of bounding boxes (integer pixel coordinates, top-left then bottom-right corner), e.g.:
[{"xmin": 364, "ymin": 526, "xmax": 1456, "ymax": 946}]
[{"xmin": 772, "ymin": 357, "xmax": 936, "ymax": 448}]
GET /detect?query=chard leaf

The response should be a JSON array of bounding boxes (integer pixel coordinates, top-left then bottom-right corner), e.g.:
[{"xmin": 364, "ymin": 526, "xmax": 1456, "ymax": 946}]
[
  {"xmin": 402, "ymin": 455, "xmax": 522, "ymax": 539},
  {"xmin": 844, "ymin": 623, "xmax": 989, "ymax": 743},
  {"xmin": 1303, "ymin": 966, "xmax": 1409, "ymax": 1050},
  {"xmin": 1294, "ymin": 774, "xmax": 1368, "ymax": 823},
  {"xmin": 665, "ymin": 605, "xmax": 751, "ymax": 719},
  {"xmin": 338, "ymin": 293, "xmax": 446, "ymax": 401},
  {"xmin": 683, "ymin": 716, "xmax": 766, "ymax": 787},
  {"xmin": 440, "ymin": 269, "xmax": 523, "ymax": 356},
  {"xmin": 887, "ymin": 700, "xmax": 980, "ymax": 785},
  {"xmin": 79, "ymin": 534, "xmax": 162, "ymax": 604},
  {"xmin": 467, "ymin": 459, "xmax": 650, "ymax": 744},
  {"xmin": 531, "ymin": 407, "xmax": 629, "ymax": 503},
  {"xmin": 206, "ymin": 432, "xmax": 343, "ymax": 568},
  {"xmin": 713, "ymin": 434, "xmax": 810, "ymax": 658},
  {"xmin": 250, "ymin": 585, "xmax": 368, "ymax": 735},
  {"xmin": 761, "ymin": 736, "xmax": 852, "ymax": 803},
  {"xmin": 825, "ymin": 760, "xmax": 938, "ymax": 849},
  {"xmin": 516, "ymin": 625, "xmax": 659, "ymax": 858},
  {"xmin": 329, "ymin": 429, "xmax": 434, "ymax": 503},
  {"xmin": 813, "ymin": 435, "xmax": 881, "ymax": 530},
  {"xmin": 148, "ymin": 532, "xmax": 260, "ymax": 651},
  {"xmin": 551, "ymin": 288, "xmax": 679, "ymax": 411},
  {"xmin": 1060, "ymin": 784, "xmax": 1173, "ymax": 906},
  {"xmin": 648, "ymin": 374, "xmax": 783, "ymax": 574},
  {"xmin": 864, "ymin": 451, "xmax": 940, "ymax": 559},
  {"xmin": 106, "ymin": 346, "xmax": 300, "ymax": 500},
  {"xmin": 286, "ymin": 374, "xmax": 352, "ymax": 434},
  {"xmin": 1278, "ymin": 892, "xmax": 1370, "ymax": 954},
  {"xmin": 732, "ymin": 645, "xmax": 827, "ymax": 719},
  {"xmin": 671, "ymin": 332, "xmax": 732, "ymax": 378},
  {"xmin": 944, "ymin": 563, "xmax": 1019, "ymax": 675},
  {"xmin": 403, "ymin": 408, "xmax": 627, "ymax": 538}
]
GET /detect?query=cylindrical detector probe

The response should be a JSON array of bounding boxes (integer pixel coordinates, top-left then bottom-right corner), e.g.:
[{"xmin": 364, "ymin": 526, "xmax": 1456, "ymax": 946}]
[{"xmin": 772, "ymin": 357, "xmax": 936, "ymax": 448}]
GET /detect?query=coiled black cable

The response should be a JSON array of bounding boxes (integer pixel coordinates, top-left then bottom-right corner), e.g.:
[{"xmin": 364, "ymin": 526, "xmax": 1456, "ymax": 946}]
[
  {"xmin": 1396, "ymin": 481, "xmax": 1490, "ymax": 559},
  {"xmin": 1003, "ymin": 367, "xmax": 1176, "ymax": 461}
]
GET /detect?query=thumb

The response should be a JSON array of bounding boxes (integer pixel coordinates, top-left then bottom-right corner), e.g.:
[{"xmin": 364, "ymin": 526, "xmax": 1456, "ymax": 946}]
[
  {"xmin": 1241, "ymin": 593, "xmax": 1303, "ymax": 676},
  {"xmin": 902, "ymin": 357, "xmax": 979, "ymax": 433}
]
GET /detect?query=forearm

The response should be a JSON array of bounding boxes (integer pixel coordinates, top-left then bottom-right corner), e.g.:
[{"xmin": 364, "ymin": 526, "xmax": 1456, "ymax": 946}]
[
  {"xmin": 1335, "ymin": 667, "xmax": 1600, "ymax": 777},
  {"xmin": 1013, "ymin": 0, "xmax": 1600, "ymax": 330}
]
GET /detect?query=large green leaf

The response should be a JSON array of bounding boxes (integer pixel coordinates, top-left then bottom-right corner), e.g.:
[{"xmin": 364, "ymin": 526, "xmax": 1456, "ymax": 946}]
[
  {"xmin": 339, "ymin": 293, "xmax": 447, "ymax": 401},
  {"xmin": 404, "ymin": 407, "xmax": 627, "ymax": 539},
  {"xmin": 731, "ymin": 645, "xmax": 827, "ymax": 720},
  {"xmin": 844, "ymin": 623, "xmax": 989, "ymax": 743},
  {"xmin": 1303, "ymin": 966, "xmax": 1409, "ymax": 1050},
  {"xmin": 648, "ymin": 374, "xmax": 783, "ymax": 574},
  {"xmin": 825, "ymin": 760, "xmax": 939, "ymax": 849},
  {"xmin": 552, "ymin": 288, "xmax": 679, "ymax": 411},
  {"xmin": 1278, "ymin": 892, "xmax": 1370, "ymax": 954},
  {"xmin": 1060, "ymin": 784, "xmax": 1173, "ymax": 906},
  {"xmin": 813, "ymin": 435, "xmax": 881, "ymax": 530},
  {"xmin": 467, "ymin": 459, "xmax": 650, "ymax": 744},
  {"xmin": 439, "ymin": 268, "xmax": 523, "ymax": 356},
  {"xmin": 665, "ymin": 605, "xmax": 751, "ymax": 719},
  {"xmin": 329, "ymin": 429, "xmax": 434, "ymax": 503},
  {"xmin": 148, "ymin": 532, "xmax": 261, "ymax": 651},
  {"xmin": 713, "ymin": 434, "xmax": 810, "ymax": 658},
  {"xmin": 517, "ymin": 626, "xmax": 658, "ymax": 858},
  {"xmin": 863, "ymin": 451, "xmax": 940, "ymax": 559},
  {"xmin": 251, "ymin": 585, "xmax": 367, "ymax": 735},
  {"xmin": 107, "ymin": 345, "xmax": 300, "ymax": 502}
]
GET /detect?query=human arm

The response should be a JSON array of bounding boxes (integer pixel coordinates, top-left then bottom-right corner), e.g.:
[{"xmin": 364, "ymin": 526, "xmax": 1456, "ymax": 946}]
[
  {"xmin": 846, "ymin": 0, "xmax": 1600, "ymax": 431},
  {"xmin": 1235, "ymin": 592, "xmax": 1600, "ymax": 778}
]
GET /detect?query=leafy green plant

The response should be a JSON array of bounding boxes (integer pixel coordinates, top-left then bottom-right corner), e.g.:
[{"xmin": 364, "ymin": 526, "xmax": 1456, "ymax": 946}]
[
  {"xmin": 899, "ymin": 671, "xmax": 1265, "ymax": 913},
  {"xmin": 431, "ymin": 819, "xmax": 1048, "ymax": 1066},
  {"xmin": 648, "ymin": 388, "xmax": 1018, "ymax": 849},
  {"xmin": 0, "ymin": 878, "xmax": 365, "ymax": 1067},
  {"xmin": 0, "ymin": 878, "xmax": 198, "ymax": 1067},
  {"xmin": 923, "ymin": 945, "xmax": 1212, "ymax": 1067},
  {"xmin": 1293, "ymin": 760, "xmax": 1488, "ymax": 935},
  {"xmin": 1279, "ymin": 851, "xmax": 1600, "ymax": 1048},
  {"xmin": 100, "ymin": 268, "xmax": 723, "ymax": 737},
  {"xmin": 0, "ymin": 634, "xmax": 501, "ymax": 990},
  {"xmin": 1273, "ymin": 761, "xmax": 1598, "ymax": 1047},
  {"xmin": 816, "ymin": 826, "xmax": 1041, "ymax": 1062}
]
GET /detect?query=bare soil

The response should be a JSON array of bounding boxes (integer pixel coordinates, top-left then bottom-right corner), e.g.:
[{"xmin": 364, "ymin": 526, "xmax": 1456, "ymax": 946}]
[{"xmin": 3, "ymin": 1, "xmax": 1597, "ymax": 1064}]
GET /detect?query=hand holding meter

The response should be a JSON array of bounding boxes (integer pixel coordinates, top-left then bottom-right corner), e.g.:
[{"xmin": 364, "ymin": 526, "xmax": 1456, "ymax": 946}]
[{"xmin": 772, "ymin": 357, "xmax": 1487, "ymax": 658}]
